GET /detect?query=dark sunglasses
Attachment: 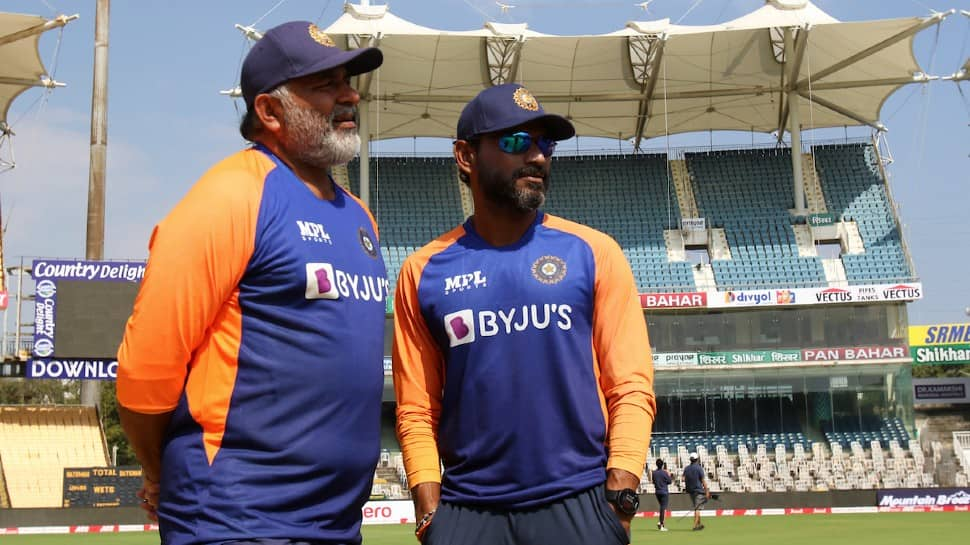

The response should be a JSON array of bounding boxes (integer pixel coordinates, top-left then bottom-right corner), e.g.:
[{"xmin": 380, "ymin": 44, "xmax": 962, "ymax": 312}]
[{"xmin": 495, "ymin": 131, "xmax": 557, "ymax": 157}]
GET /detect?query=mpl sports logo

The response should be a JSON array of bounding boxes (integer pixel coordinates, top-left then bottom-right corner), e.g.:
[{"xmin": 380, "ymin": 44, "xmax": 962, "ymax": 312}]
[
  {"xmin": 882, "ymin": 284, "xmax": 921, "ymax": 301},
  {"xmin": 296, "ymin": 220, "xmax": 333, "ymax": 245},
  {"xmin": 443, "ymin": 303, "xmax": 574, "ymax": 347},
  {"xmin": 444, "ymin": 270, "xmax": 487, "ymax": 295}
]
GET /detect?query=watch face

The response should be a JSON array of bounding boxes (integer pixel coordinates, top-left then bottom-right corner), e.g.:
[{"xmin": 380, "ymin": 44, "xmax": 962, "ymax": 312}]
[{"xmin": 618, "ymin": 489, "xmax": 639, "ymax": 515}]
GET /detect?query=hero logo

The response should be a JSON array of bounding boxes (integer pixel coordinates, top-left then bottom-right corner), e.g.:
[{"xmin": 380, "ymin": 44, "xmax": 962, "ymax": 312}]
[
  {"xmin": 443, "ymin": 304, "xmax": 573, "ymax": 347},
  {"xmin": 816, "ymin": 288, "xmax": 852, "ymax": 303},
  {"xmin": 296, "ymin": 220, "xmax": 333, "ymax": 244},
  {"xmin": 444, "ymin": 271, "xmax": 487, "ymax": 295},
  {"xmin": 882, "ymin": 284, "xmax": 921, "ymax": 300},
  {"xmin": 305, "ymin": 263, "xmax": 388, "ymax": 302}
]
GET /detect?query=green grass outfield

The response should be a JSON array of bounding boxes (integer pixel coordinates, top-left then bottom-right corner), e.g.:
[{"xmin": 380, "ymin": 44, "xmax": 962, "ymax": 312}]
[{"xmin": 2, "ymin": 513, "xmax": 968, "ymax": 545}]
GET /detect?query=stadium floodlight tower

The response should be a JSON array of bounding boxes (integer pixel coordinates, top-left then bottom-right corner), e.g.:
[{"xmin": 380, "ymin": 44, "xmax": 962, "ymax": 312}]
[{"xmin": 0, "ymin": 12, "xmax": 77, "ymax": 173}]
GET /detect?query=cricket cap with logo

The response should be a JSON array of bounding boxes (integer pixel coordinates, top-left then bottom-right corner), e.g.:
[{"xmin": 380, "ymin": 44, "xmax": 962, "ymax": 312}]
[
  {"xmin": 457, "ymin": 83, "xmax": 575, "ymax": 142},
  {"xmin": 240, "ymin": 20, "xmax": 383, "ymax": 109}
]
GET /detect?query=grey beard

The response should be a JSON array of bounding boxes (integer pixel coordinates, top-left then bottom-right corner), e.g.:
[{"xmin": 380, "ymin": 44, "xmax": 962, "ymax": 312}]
[{"xmin": 280, "ymin": 96, "xmax": 361, "ymax": 168}]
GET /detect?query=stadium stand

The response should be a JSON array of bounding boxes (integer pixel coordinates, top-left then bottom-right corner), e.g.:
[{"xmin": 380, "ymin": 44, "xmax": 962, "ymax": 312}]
[
  {"xmin": 348, "ymin": 157, "xmax": 466, "ymax": 301},
  {"xmin": 824, "ymin": 416, "xmax": 910, "ymax": 449},
  {"xmin": 637, "ymin": 435, "xmax": 932, "ymax": 495},
  {"xmin": 685, "ymin": 148, "xmax": 828, "ymax": 290},
  {"xmin": 0, "ymin": 405, "xmax": 109, "ymax": 508},
  {"xmin": 813, "ymin": 143, "xmax": 913, "ymax": 285},
  {"xmin": 542, "ymin": 154, "xmax": 695, "ymax": 292}
]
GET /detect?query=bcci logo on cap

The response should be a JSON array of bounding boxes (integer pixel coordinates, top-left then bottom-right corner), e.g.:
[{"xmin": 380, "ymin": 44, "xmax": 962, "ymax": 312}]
[
  {"xmin": 513, "ymin": 87, "xmax": 539, "ymax": 112},
  {"xmin": 308, "ymin": 24, "xmax": 335, "ymax": 47}
]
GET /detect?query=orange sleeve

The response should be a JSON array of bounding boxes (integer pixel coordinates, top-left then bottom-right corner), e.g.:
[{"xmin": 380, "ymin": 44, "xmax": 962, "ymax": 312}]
[
  {"xmin": 545, "ymin": 215, "xmax": 655, "ymax": 477},
  {"xmin": 392, "ymin": 231, "xmax": 463, "ymax": 487},
  {"xmin": 592, "ymin": 233, "xmax": 656, "ymax": 477},
  {"xmin": 116, "ymin": 151, "xmax": 272, "ymax": 414}
]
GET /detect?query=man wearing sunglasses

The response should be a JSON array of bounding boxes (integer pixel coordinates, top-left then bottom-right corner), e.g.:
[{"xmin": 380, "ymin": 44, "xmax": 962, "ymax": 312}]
[{"xmin": 393, "ymin": 83, "xmax": 655, "ymax": 545}]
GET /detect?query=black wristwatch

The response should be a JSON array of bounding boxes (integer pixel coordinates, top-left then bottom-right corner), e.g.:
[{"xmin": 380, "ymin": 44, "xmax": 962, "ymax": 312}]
[{"xmin": 605, "ymin": 488, "xmax": 640, "ymax": 516}]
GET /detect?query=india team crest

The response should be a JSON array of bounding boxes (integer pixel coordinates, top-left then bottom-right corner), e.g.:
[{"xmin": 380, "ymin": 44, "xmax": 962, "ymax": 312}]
[
  {"xmin": 513, "ymin": 87, "xmax": 539, "ymax": 112},
  {"xmin": 358, "ymin": 227, "xmax": 378, "ymax": 258},
  {"xmin": 308, "ymin": 24, "xmax": 336, "ymax": 47},
  {"xmin": 531, "ymin": 255, "xmax": 567, "ymax": 285}
]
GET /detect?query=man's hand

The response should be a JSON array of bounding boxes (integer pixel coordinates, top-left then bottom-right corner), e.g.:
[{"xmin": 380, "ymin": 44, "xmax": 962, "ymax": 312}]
[
  {"xmin": 606, "ymin": 468, "xmax": 639, "ymax": 533},
  {"xmin": 136, "ymin": 476, "xmax": 160, "ymax": 522},
  {"xmin": 411, "ymin": 482, "xmax": 441, "ymax": 542}
]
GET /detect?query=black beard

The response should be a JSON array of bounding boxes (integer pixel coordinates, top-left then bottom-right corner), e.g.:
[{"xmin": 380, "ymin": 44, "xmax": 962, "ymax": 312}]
[{"xmin": 481, "ymin": 165, "xmax": 550, "ymax": 212}]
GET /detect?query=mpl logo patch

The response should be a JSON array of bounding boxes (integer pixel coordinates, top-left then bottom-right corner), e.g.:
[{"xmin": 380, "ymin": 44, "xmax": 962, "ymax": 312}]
[
  {"xmin": 358, "ymin": 228, "xmax": 378, "ymax": 258},
  {"xmin": 36, "ymin": 280, "xmax": 57, "ymax": 299},
  {"xmin": 445, "ymin": 270, "xmax": 487, "ymax": 294},
  {"xmin": 296, "ymin": 220, "xmax": 333, "ymax": 244},
  {"xmin": 305, "ymin": 263, "xmax": 339, "ymax": 300},
  {"xmin": 531, "ymin": 255, "xmax": 567, "ymax": 285},
  {"xmin": 444, "ymin": 310, "xmax": 475, "ymax": 347}
]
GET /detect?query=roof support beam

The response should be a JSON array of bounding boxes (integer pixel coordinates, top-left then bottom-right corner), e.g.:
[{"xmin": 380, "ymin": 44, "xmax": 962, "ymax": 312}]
[
  {"xmin": 797, "ymin": 91, "xmax": 886, "ymax": 132},
  {"xmin": 0, "ymin": 13, "xmax": 78, "ymax": 48},
  {"xmin": 0, "ymin": 76, "xmax": 64, "ymax": 88},
  {"xmin": 777, "ymin": 25, "xmax": 811, "ymax": 142},
  {"xmin": 794, "ymin": 11, "xmax": 951, "ymax": 88},
  {"xmin": 485, "ymin": 36, "xmax": 525, "ymax": 85},
  {"xmin": 632, "ymin": 35, "xmax": 666, "ymax": 150},
  {"xmin": 379, "ymin": 74, "xmax": 939, "ymax": 105}
]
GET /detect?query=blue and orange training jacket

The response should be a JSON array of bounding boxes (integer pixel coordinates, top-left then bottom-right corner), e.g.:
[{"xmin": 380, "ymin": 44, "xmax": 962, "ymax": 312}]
[
  {"xmin": 393, "ymin": 211, "xmax": 655, "ymax": 508},
  {"xmin": 117, "ymin": 145, "xmax": 387, "ymax": 545}
]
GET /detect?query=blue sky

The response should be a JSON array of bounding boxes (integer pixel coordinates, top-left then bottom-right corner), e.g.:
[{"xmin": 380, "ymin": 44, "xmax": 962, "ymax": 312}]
[{"xmin": 3, "ymin": 0, "xmax": 969, "ymax": 324}]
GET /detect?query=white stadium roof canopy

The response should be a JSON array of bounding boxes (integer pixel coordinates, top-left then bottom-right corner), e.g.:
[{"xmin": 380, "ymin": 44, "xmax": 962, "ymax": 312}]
[
  {"xmin": 293, "ymin": 0, "xmax": 953, "ymax": 146},
  {"xmin": 0, "ymin": 11, "xmax": 77, "ymax": 172}
]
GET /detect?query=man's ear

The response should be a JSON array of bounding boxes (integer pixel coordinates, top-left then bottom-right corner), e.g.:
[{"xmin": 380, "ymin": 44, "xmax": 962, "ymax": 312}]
[
  {"xmin": 454, "ymin": 140, "xmax": 476, "ymax": 181},
  {"xmin": 254, "ymin": 94, "xmax": 283, "ymax": 134}
]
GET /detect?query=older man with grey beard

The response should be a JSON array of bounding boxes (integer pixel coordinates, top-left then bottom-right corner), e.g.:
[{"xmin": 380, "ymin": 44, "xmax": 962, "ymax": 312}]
[{"xmin": 116, "ymin": 20, "xmax": 389, "ymax": 545}]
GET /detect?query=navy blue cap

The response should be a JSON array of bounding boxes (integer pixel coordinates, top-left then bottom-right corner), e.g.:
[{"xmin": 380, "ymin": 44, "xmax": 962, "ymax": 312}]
[
  {"xmin": 241, "ymin": 21, "xmax": 383, "ymax": 108},
  {"xmin": 457, "ymin": 83, "xmax": 575, "ymax": 141}
]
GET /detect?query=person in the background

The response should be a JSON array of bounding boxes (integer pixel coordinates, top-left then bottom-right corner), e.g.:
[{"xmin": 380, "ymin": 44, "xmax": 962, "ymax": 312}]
[
  {"xmin": 683, "ymin": 452, "xmax": 711, "ymax": 531},
  {"xmin": 393, "ymin": 82, "xmax": 656, "ymax": 545},
  {"xmin": 115, "ymin": 21, "xmax": 387, "ymax": 545},
  {"xmin": 651, "ymin": 458, "xmax": 672, "ymax": 531}
]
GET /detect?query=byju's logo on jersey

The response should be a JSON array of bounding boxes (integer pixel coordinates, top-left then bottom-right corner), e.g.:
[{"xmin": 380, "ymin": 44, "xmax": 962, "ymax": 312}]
[
  {"xmin": 305, "ymin": 263, "xmax": 390, "ymax": 302},
  {"xmin": 444, "ymin": 271, "xmax": 487, "ymax": 295},
  {"xmin": 442, "ymin": 304, "xmax": 574, "ymax": 347},
  {"xmin": 296, "ymin": 220, "xmax": 333, "ymax": 244},
  {"xmin": 306, "ymin": 263, "xmax": 339, "ymax": 299},
  {"xmin": 443, "ymin": 310, "xmax": 476, "ymax": 346}
]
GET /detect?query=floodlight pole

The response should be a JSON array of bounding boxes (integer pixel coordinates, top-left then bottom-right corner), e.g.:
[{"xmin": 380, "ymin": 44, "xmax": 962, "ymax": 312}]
[
  {"xmin": 788, "ymin": 92, "xmax": 806, "ymax": 214},
  {"xmin": 784, "ymin": 28, "xmax": 807, "ymax": 216},
  {"xmin": 82, "ymin": 0, "xmax": 110, "ymax": 408}
]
